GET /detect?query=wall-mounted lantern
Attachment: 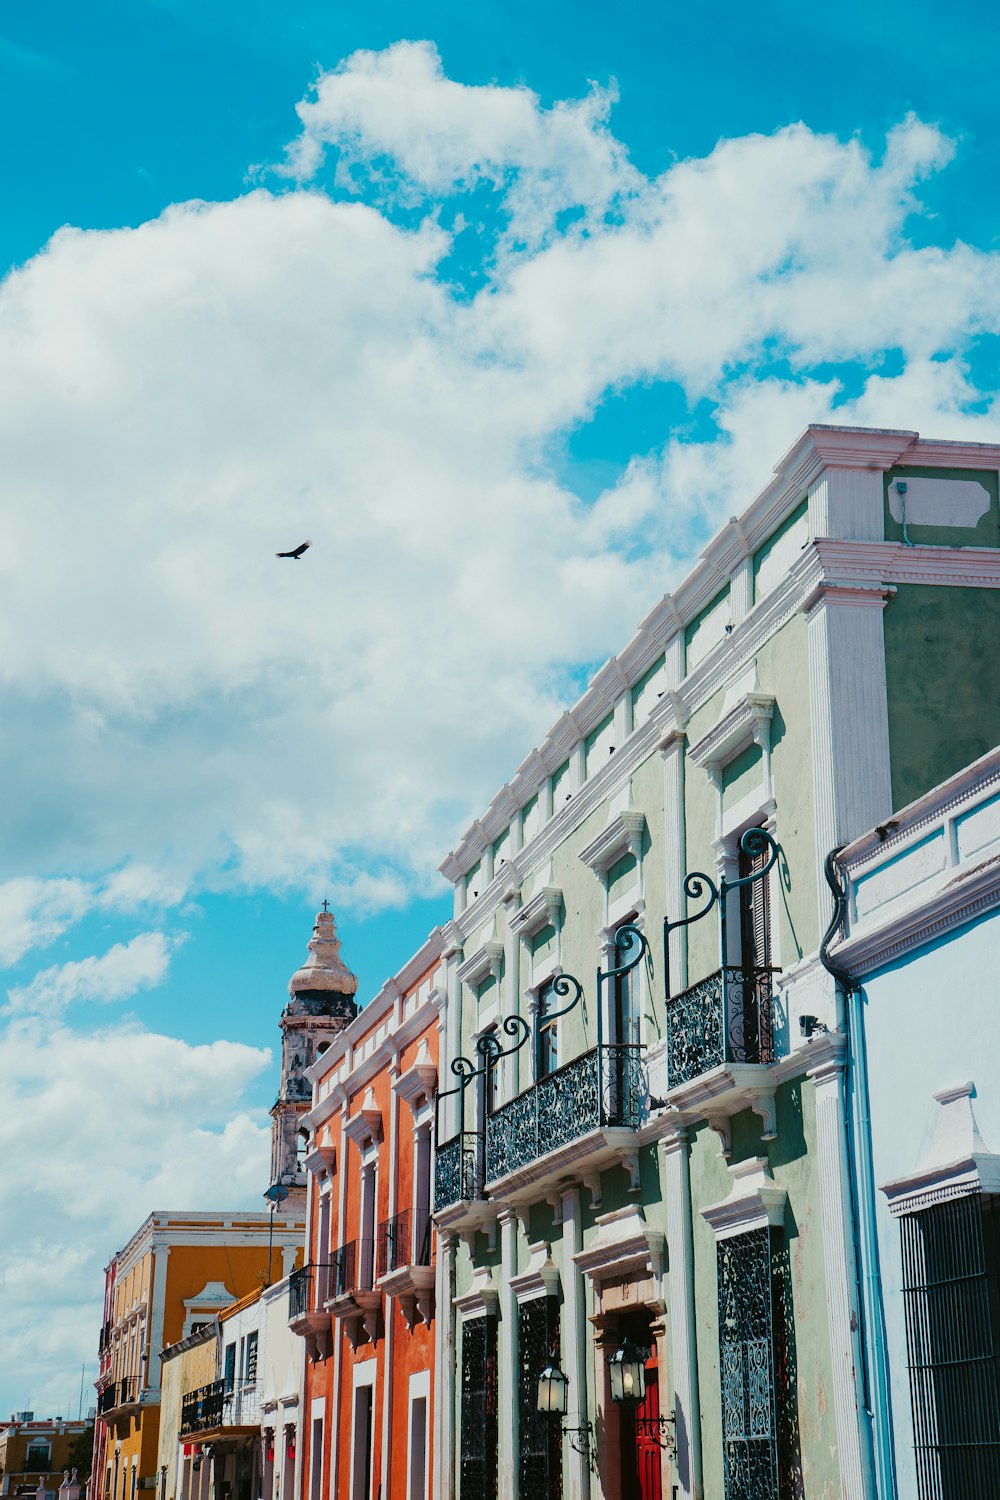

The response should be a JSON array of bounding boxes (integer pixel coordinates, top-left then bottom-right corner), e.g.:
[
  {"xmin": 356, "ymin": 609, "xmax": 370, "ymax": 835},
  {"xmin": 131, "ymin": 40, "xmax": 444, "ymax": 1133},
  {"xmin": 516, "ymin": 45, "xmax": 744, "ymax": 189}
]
[
  {"xmin": 608, "ymin": 1338, "xmax": 646, "ymax": 1406},
  {"xmin": 536, "ymin": 1358, "xmax": 597, "ymax": 1473}
]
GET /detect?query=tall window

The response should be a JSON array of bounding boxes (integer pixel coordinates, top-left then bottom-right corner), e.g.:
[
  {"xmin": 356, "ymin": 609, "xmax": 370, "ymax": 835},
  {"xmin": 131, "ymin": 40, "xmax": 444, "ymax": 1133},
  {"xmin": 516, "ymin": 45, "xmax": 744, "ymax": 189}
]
[
  {"xmin": 900, "ymin": 1191, "xmax": 1000, "ymax": 1498},
  {"xmin": 718, "ymin": 1227, "xmax": 778, "ymax": 1500},
  {"xmin": 244, "ymin": 1330, "xmax": 258, "ymax": 1386},
  {"xmin": 537, "ymin": 983, "xmax": 559, "ymax": 1080},
  {"xmin": 408, "ymin": 1393, "xmax": 428, "ymax": 1500},
  {"xmin": 518, "ymin": 1297, "xmax": 563, "ymax": 1499},
  {"xmin": 460, "ymin": 1315, "xmax": 498, "ymax": 1500},
  {"xmin": 310, "ymin": 1418, "xmax": 323, "ymax": 1500},
  {"xmin": 738, "ymin": 825, "xmax": 772, "ymax": 973},
  {"xmin": 351, "ymin": 1388, "xmax": 374, "ymax": 1500},
  {"xmin": 223, "ymin": 1342, "xmax": 236, "ymax": 1392}
]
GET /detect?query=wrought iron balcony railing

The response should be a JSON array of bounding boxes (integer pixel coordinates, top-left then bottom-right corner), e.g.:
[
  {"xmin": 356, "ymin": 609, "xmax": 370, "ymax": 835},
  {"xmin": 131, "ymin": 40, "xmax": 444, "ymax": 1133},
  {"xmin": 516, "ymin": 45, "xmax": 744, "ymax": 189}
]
[
  {"xmin": 97, "ymin": 1378, "xmax": 137, "ymax": 1414},
  {"xmin": 664, "ymin": 965, "xmax": 777, "ymax": 1089},
  {"xmin": 434, "ymin": 1130, "xmax": 484, "ymax": 1211},
  {"xmin": 485, "ymin": 1043, "xmax": 647, "ymax": 1184},
  {"xmin": 180, "ymin": 1380, "xmax": 225, "ymax": 1437},
  {"xmin": 377, "ymin": 1208, "xmax": 432, "ymax": 1277}
]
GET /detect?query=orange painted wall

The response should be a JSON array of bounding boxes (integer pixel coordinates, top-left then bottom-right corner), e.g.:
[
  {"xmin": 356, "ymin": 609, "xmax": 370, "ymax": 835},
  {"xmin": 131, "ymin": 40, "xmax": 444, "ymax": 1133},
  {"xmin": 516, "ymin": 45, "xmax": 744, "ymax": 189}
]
[{"xmin": 301, "ymin": 958, "xmax": 439, "ymax": 1500}]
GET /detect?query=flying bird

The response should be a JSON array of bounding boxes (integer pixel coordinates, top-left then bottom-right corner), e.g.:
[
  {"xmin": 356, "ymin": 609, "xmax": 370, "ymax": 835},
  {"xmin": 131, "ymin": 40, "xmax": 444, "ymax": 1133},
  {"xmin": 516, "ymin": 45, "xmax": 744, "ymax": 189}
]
[{"xmin": 276, "ymin": 541, "xmax": 311, "ymax": 560}]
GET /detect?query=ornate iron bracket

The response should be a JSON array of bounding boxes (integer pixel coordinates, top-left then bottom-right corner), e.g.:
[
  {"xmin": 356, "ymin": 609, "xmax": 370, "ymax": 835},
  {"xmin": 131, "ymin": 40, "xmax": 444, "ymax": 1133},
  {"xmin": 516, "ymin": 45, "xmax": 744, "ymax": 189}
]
[
  {"xmin": 662, "ymin": 826, "xmax": 778, "ymax": 1000},
  {"xmin": 634, "ymin": 1409, "xmax": 677, "ymax": 1458},
  {"xmin": 563, "ymin": 1421, "xmax": 598, "ymax": 1474}
]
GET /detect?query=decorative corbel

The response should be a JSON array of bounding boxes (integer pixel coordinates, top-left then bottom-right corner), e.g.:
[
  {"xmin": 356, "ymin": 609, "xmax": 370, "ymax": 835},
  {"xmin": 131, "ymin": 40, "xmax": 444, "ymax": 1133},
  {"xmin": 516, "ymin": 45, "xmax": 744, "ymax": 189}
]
[
  {"xmin": 707, "ymin": 1116, "xmax": 733, "ymax": 1159},
  {"xmin": 581, "ymin": 1173, "xmax": 603, "ymax": 1210},
  {"xmin": 751, "ymin": 1087, "xmax": 778, "ymax": 1141}
]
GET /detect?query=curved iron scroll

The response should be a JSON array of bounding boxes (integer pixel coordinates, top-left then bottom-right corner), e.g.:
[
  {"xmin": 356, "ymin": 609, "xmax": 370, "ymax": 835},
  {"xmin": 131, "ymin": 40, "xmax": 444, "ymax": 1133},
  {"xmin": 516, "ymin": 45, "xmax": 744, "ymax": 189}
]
[
  {"xmin": 595, "ymin": 922, "xmax": 650, "ymax": 1050},
  {"xmin": 663, "ymin": 825, "xmax": 779, "ymax": 1002},
  {"xmin": 535, "ymin": 970, "xmax": 584, "ymax": 1081}
]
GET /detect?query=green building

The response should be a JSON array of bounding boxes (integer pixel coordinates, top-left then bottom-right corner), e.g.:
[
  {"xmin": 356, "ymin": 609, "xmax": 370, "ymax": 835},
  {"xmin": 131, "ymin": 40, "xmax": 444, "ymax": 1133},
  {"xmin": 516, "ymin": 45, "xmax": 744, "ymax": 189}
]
[{"xmin": 429, "ymin": 424, "xmax": 1000, "ymax": 1500}]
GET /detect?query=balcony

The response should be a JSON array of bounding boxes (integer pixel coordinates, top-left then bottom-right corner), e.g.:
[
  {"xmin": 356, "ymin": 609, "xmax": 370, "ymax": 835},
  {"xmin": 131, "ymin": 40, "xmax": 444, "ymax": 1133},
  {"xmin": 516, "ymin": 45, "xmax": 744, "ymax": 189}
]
[
  {"xmin": 288, "ymin": 1263, "xmax": 333, "ymax": 1360},
  {"xmin": 663, "ymin": 966, "xmax": 780, "ymax": 1141},
  {"xmin": 327, "ymin": 1239, "xmax": 381, "ymax": 1347},
  {"xmin": 180, "ymin": 1380, "xmax": 260, "ymax": 1440},
  {"xmin": 377, "ymin": 1208, "xmax": 434, "ymax": 1328},
  {"xmin": 483, "ymin": 1043, "xmax": 648, "ymax": 1195},
  {"xmin": 433, "ymin": 1131, "xmax": 484, "ymax": 1214},
  {"xmin": 97, "ymin": 1378, "xmax": 139, "ymax": 1418}
]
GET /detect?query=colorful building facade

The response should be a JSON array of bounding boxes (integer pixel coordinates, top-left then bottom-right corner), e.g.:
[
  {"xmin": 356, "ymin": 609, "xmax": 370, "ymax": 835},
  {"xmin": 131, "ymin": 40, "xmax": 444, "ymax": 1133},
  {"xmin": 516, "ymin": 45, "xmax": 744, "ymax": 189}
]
[
  {"xmin": 431, "ymin": 425, "xmax": 1000, "ymax": 1500},
  {"xmin": 289, "ymin": 921, "xmax": 444, "ymax": 1500},
  {"xmin": 0, "ymin": 1418, "xmax": 92, "ymax": 1500},
  {"xmin": 95, "ymin": 1212, "xmax": 305, "ymax": 1500}
]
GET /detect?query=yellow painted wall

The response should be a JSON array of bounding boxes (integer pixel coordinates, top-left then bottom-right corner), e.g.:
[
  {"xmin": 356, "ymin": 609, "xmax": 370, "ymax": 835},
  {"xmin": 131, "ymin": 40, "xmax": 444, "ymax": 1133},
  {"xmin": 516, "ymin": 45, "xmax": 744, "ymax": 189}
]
[{"xmin": 157, "ymin": 1335, "xmax": 218, "ymax": 1500}]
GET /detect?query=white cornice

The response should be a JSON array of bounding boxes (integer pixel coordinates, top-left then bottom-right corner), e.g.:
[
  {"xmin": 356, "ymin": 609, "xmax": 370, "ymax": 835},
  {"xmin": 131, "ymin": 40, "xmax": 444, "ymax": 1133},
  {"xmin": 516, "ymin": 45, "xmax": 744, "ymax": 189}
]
[
  {"xmin": 881, "ymin": 1084, "xmax": 1000, "ymax": 1217},
  {"xmin": 457, "ymin": 935, "xmax": 504, "ymax": 988},
  {"xmin": 453, "ymin": 1264, "xmax": 499, "ymax": 1320},
  {"xmin": 509, "ymin": 1241, "xmax": 561, "ymax": 1304},
  {"xmin": 701, "ymin": 1157, "xmax": 787, "ymax": 1240},
  {"xmin": 441, "ymin": 433, "xmax": 1000, "ymax": 886},
  {"xmin": 833, "ymin": 855, "xmax": 1000, "ymax": 975},
  {"xmin": 573, "ymin": 1205, "xmax": 665, "ymax": 1283},
  {"xmin": 341, "ymin": 1091, "xmax": 382, "ymax": 1149},
  {"xmin": 688, "ymin": 693, "xmax": 775, "ymax": 772},
  {"xmin": 579, "ymin": 809, "xmax": 647, "ymax": 876},
  {"xmin": 508, "ymin": 885, "xmax": 563, "ymax": 940}
]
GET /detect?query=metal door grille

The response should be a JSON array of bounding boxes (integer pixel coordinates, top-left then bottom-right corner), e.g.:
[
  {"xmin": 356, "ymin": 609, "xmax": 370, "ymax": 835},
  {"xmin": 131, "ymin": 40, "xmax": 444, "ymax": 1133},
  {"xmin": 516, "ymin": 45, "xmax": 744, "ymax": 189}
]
[
  {"xmin": 900, "ymin": 1191, "xmax": 1000, "ymax": 1498},
  {"xmin": 718, "ymin": 1226, "xmax": 778, "ymax": 1500},
  {"xmin": 460, "ymin": 1314, "xmax": 498, "ymax": 1500},
  {"xmin": 518, "ymin": 1296, "xmax": 563, "ymax": 1500}
]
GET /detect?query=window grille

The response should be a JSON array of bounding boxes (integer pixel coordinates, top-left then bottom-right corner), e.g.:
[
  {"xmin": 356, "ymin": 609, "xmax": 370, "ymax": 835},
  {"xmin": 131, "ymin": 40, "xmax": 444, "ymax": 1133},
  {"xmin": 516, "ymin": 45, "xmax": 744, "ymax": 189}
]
[
  {"xmin": 717, "ymin": 1226, "xmax": 779, "ymax": 1500},
  {"xmin": 460, "ymin": 1315, "xmax": 498, "ymax": 1500},
  {"xmin": 518, "ymin": 1296, "xmax": 562, "ymax": 1500},
  {"xmin": 900, "ymin": 1190, "xmax": 1000, "ymax": 1498}
]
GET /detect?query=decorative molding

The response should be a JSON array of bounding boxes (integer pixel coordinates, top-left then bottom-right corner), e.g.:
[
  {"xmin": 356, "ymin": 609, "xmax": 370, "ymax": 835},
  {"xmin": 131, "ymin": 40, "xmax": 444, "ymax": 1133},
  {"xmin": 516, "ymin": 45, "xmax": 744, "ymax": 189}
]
[
  {"xmin": 303, "ymin": 1144, "xmax": 336, "ymax": 1177},
  {"xmin": 508, "ymin": 885, "xmax": 563, "ymax": 940},
  {"xmin": 394, "ymin": 1043, "xmax": 438, "ymax": 1115},
  {"xmin": 881, "ymin": 1082, "xmax": 1000, "ymax": 1217},
  {"xmin": 453, "ymin": 1264, "xmax": 499, "ymax": 1320},
  {"xmin": 509, "ymin": 1241, "xmax": 561, "ymax": 1304},
  {"xmin": 688, "ymin": 690, "xmax": 775, "ymax": 774},
  {"xmin": 579, "ymin": 801, "xmax": 647, "ymax": 876},
  {"xmin": 342, "ymin": 1090, "xmax": 382, "ymax": 1149},
  {"xmin": 701, "ymin": 1157, "xmax": 787, "ymax": 1240},
  {"xmin": 457, "ymin": 934, "xmax": 505, "ymax": 988},
  {"xmin": 573, "ymin": 1205, "xmax": 665, "ymax": 1285}
]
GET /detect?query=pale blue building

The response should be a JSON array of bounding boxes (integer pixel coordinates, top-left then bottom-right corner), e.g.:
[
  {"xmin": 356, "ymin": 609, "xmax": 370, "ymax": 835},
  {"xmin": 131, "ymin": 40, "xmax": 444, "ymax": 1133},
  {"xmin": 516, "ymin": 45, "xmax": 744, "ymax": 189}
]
[{"xmin": 832, "ymin": 745, "xmax": 1000, "ymax": 1500}]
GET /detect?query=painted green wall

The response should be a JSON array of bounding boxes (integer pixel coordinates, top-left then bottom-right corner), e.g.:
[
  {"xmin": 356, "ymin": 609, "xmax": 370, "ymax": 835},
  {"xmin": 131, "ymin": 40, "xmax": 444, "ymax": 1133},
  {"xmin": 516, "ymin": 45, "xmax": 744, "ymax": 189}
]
[
  {"xmin": 688, "ymin": 1080, "xmax": 841, "ymax": 1497},
  {"xmin": 884, "ymin": 465, "xmax": 1000, "ymax": 548},
  {"xmin": 721, "ymin": 742, "xmax": 764, "ymax": 813},
  {"xmin": 884, "ymin": 584, "xmax": 1000, "ymax": 810}
]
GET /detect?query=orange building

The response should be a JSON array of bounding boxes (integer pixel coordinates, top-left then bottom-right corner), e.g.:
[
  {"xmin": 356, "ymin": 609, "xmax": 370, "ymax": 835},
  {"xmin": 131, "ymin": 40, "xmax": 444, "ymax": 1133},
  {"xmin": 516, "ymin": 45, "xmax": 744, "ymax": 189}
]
[
  {"xmin": 288, "ymin": 922, "xmax": 444, "ymax": 1500},
  {"xmin": 94, "ymin": 1210, "xmax": 305, "ymax": 1500}
]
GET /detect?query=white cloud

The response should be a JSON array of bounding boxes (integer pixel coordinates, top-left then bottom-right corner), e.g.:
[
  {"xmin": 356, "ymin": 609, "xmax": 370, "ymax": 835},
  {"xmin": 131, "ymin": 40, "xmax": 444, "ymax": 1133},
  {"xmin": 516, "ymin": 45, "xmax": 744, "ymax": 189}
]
[
  {"xmin": 0, "ymin": 877, "xmax": 93, "ymax": 965},
  {"xmin": 1, "ymin": 48, "xmax": 999, "ymax": 930},
  {"xmin": 6, "ymin": 930, "xmax": 180, "ymax": 1014},
  {"xmin": 0, "ymin": 1016, "xmax": 271, "ymax": 1414}
]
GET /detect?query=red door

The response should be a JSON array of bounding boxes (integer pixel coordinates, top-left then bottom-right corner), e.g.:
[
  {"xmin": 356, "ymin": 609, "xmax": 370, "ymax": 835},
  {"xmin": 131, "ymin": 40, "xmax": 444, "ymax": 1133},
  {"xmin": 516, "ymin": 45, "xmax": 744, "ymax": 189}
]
[
  {"xmin": 620, "ymin": 1350, "xmax": 663, "ymax": 1500},
  {"xmin": 635, "ymin": 1364, "xmax": 663, "ymax": 1500}
]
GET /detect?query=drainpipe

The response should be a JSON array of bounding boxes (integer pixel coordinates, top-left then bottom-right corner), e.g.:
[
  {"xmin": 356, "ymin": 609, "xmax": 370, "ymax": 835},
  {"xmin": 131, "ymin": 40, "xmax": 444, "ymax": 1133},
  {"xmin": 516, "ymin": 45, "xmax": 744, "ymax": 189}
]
[{"xmin": 820, "ymin": 850, "xmax": 897, "ymax": 1500}]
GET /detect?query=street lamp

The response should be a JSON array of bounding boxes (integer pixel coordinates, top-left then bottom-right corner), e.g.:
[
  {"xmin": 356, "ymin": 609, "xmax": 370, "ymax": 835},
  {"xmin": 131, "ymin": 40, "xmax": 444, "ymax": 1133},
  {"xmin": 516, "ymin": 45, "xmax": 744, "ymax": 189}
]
[
  {"xmin": 608, "ymin": 1338, "xmax": 646, "ymax": 1406},
  {"xmin": 536, "ymin": 1359, "xmax": 597, "ymax": 1473}
]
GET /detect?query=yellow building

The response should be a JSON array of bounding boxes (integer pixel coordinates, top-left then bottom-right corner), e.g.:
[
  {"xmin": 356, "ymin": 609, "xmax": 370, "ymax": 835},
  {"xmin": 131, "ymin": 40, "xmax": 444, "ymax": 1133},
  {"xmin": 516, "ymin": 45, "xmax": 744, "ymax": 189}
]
[
  {"xmin": 157, "ymin": 1325, "xmax": 217, "ymax": 1500},
  {"xmin": 96, "ymin": 1212, "xmax": 305, "ymax": 1500},
  {"xmin": 0, "ymin": 1417, "xmax": 92, "ymax": 1500}
]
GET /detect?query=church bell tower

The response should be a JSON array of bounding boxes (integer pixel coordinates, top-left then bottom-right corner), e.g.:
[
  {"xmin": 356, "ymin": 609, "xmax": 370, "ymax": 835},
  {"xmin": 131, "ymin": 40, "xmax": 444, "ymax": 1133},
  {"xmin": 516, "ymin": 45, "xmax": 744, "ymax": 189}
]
[{"xmin": 270, "ymin": 904, "xmax": 358, "ymax": 1212}]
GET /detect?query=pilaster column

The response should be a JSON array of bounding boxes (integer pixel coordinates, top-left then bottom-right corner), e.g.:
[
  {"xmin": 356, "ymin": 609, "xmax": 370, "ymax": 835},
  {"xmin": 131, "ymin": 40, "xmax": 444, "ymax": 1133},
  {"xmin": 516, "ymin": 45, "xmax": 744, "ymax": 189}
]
[
  {"xmin": 434, "ymin": 1231, "xmax": 457, "ymax": 1500},
  {"xmin": 806, "ymin": 584, "xmax": 892, "ymax": 922},
  {"xmin": 660, "ymin": 1125, "xmax": 702, "ymax": 1500},
  {"xmin": 146, "ymin": 1244, "xmax": 170, "ymax": 1398},
  {"xmin": 730, "ymin": 555, "xmax": 753, "ymax": 625},
  {"xmin": 498, "ymin": 1207, "xmax": 521, "ymax": 1500},
  {"xmin": 442, "ymin": 925, "xmax": 464, "ymax": 1137},
  {"xmin": 661, "ymin": 731, "xmax": 688, "ymax": 993},
  {"xmin": 503, "ymin": 889, "xmax": 523, "ymax": 1095},
  {"xmin": 809, "ymin": 1050, "xmax": 876, "ymax": 1500},
  {"xmin": 560, "ymin": 1186, "xmax": 591, "ymax": 1500}
]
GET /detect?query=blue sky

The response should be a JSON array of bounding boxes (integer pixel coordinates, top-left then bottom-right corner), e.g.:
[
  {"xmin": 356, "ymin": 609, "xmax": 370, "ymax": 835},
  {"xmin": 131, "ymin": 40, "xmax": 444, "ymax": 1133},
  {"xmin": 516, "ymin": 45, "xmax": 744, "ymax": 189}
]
[{"xmin": 3, "ymin": 0, "xmax": 1000, "ymax": 1419}]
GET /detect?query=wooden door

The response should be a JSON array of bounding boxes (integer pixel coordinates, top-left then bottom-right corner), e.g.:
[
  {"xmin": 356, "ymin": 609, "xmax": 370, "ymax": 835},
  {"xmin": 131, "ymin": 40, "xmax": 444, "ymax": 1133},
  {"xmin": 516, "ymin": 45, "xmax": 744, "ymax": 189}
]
[{"xmin": 619, "ymin": 1348, "xmax": 662, "ymax": 1500}]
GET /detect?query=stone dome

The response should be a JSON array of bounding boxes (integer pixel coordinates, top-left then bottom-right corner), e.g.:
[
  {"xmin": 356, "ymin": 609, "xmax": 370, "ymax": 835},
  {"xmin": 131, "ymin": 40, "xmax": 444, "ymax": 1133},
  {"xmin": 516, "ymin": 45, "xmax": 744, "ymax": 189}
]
[{"xmin": 287, "ymin": 907, "xmax": 358, "ymax": 1001}]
